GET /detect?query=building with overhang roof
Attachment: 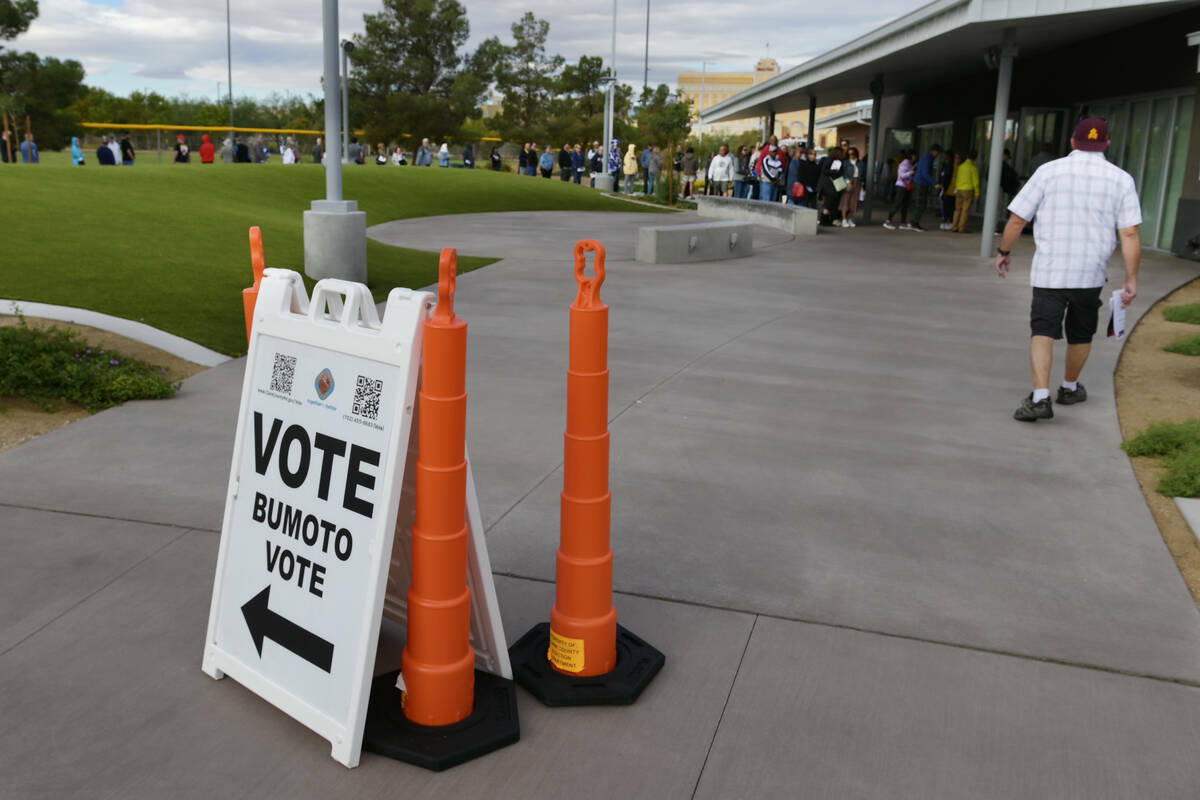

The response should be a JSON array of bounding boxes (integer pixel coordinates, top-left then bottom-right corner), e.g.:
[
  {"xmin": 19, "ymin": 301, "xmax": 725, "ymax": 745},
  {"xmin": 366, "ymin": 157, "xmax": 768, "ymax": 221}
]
[{"xmin": 700, "ymin": 0, "xmax": 1200, "ymax": 259}]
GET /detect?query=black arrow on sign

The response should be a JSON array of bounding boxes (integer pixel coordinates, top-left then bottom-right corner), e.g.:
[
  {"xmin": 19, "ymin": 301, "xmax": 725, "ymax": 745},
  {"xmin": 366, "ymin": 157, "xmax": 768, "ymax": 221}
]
[{"xmin": 241, "ymin": 586, "xmax": 334, "ymax": 673}]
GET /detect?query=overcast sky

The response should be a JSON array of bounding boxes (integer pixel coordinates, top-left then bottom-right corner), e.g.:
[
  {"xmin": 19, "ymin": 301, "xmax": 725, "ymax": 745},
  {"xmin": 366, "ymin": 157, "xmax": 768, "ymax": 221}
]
[{"xmin": 10, "ymin": 0, "xmax": 924, "ymax": 101}]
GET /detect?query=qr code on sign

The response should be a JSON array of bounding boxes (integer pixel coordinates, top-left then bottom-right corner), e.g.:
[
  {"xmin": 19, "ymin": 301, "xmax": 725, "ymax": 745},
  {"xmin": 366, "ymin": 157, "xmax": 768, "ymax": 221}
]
[
  {"xmin": 270, "ymin": 353, "xmax": 297, "ymax": 394},
  {"xmin": 352, "ymin": 375, "xmax": 383, "ymax": 420}
]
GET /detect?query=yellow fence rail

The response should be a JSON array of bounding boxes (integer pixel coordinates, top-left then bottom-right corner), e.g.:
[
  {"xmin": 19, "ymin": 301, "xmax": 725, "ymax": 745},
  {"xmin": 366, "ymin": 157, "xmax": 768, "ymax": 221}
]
[{"xmin": 79, "ymin": 122, "xmax": 503, "ymax": 142}]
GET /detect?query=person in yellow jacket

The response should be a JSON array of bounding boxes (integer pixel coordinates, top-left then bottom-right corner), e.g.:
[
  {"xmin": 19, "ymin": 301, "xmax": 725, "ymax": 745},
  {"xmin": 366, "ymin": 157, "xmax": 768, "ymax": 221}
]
[
  {"xmin": 622, "ymin": 143, "xmax": 639, "ymax": 195},
  {"xmin": 952, "ymin": 151, "xmax": 981, "ymax": 232}
]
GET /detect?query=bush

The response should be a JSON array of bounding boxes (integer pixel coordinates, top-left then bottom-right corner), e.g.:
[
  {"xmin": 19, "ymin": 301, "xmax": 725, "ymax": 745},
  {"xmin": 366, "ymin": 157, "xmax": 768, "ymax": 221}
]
[
  {"xmin": 1164, "ymin": 334, "xmax": 1200, "ymax": 356},
  {"xmin": 1163, "ymin": 303, "xmax": 1200, "ymax": 325},
  {"xmin": 1122, "ymin": 419, "xmax": 1200, "ymax": 498},
  {"xmin": 1159, "ymin": 447, "xmax": 1200, "ymax": 498},
  {"xmin": 0, "ymin": 315, "xmax": 180, "ymax": 412},
  {"xmin": 1121, "ymin": 419, "xmax": 1200, "ymax": 457}
]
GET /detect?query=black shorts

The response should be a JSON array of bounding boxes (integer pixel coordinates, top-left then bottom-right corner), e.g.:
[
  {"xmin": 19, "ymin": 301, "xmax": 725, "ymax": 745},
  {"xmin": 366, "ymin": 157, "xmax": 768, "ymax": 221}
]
[{"xmin": 1030, "ymin": 287, "xmax": 1103, "ymax": 344}]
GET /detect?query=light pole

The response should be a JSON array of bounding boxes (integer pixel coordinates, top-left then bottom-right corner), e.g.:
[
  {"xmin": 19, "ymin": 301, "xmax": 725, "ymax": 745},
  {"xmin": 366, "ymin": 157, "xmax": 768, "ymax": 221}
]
[
  {"xmin": 303, "ymin": 0, "xmax": 367, "ymax": 283},
  {"xmin": 340, "ymin": 39, "xmax": 354, "ymax": 164},
  {"xmin": 642, "ymin": 0, "xmax": 649, "ymax": 91},
  {"xmin": 226, "ymin": 0, "xmax": 234, "ymax": 142},
  {"xmin": 595, "ymin": 0, "xmax": 617, "ymax": 191},
  {"xmin": 698, "ymin": 60, "xmax": 709, "ymax": 147}
]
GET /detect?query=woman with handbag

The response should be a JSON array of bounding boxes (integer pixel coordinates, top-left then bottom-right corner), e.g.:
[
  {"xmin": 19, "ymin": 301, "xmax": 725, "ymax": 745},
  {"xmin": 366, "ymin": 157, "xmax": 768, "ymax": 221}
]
[
  {"xmin": 786, "ymin": 148, "xmax": 804, "ymax": 206},
  {"xmin": 883, "ymin": 151, "xmax": 917, "ymax": 230},
  {"xmin": 838, "ymin": 146, "xmax": 862, "ymax": 226},
  {"xmin": 817, "ymin": 146, "xmax": 847, "ymax": 227}
]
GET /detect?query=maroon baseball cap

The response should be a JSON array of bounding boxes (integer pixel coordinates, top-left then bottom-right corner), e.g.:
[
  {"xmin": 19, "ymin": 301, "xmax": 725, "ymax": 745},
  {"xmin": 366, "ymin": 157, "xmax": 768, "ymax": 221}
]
[{"xmin": 1072, "ymin": 117, "xmax": 1109, "ymax": 151}]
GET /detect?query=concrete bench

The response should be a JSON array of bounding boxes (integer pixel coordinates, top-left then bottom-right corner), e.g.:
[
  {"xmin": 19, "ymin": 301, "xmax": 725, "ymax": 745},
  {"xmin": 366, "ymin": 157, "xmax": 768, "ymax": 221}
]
[
  {"xmin": 696, "ymin": 195, "xmax": 819, "ymax": 236},
  {"xmin": 635, "ymin": 221, "xmax": 754, "ymax": 264}
]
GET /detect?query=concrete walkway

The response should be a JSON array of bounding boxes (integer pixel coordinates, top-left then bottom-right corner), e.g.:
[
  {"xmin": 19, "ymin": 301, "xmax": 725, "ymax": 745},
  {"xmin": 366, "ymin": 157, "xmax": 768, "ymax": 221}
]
[{"xmin": 3, "ymin": 211, "xmax": 1200, "ymax": 798}]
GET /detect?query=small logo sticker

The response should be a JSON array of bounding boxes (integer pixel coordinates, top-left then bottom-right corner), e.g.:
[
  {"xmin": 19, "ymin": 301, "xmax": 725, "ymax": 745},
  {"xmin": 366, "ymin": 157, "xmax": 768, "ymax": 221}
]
[{"xmin": 314, "ymin": 368, "xmax": 335, "ymax": 400}]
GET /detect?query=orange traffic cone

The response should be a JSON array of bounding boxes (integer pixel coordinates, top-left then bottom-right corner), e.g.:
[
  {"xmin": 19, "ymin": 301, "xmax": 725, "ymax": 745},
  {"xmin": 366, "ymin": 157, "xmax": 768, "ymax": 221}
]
[
  {"xmin": 509, "ymin": 239, "xmax": 664, "ymax": 706},
  {"xmin": 362, "ymin": 249, "xmax": 520, "ymax": 771},
  {"xmin": 242, "ymin": 226, "xmax": 266, "ymax": 343}
]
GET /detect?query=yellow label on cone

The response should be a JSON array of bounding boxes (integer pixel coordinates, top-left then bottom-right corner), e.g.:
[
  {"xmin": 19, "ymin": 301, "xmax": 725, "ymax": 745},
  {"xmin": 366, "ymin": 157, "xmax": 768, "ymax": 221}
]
[{"xmin": 548, "ymin": 629, "xmax": 586, "ymax": 673}]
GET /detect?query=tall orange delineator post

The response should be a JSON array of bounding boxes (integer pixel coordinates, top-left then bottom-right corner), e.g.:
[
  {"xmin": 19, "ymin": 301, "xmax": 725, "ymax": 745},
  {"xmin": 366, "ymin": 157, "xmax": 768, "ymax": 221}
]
[
  {"xmin": 402, "ymin": 248, "xmax": 475, "ymax": 725},
  {"xmin": 242, "ymin": 226, "xmax": 266, "ymax": 343},
  {"xmin": 361, "ymin": 249, "xmax": 520, "ymax": 771},
  {"xmin": 509, "ymin": 239, "xmax": 665, "ymax": 706}
]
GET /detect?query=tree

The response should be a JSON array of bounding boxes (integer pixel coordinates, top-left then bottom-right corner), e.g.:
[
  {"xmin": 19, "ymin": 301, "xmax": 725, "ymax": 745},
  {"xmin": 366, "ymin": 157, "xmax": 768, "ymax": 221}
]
[
  {"xmin": 348, "ymin": 0, "xmax": 498, "ymax": 141},
  {"xmin": 0, "ymin": 0, "xmax": 36, "ymax": 41},
  {"xmin": 0, "ymin": 50, "xmax": 85, "ymax": 147},
  {"xmin": 634, "ymin": 84, "xmax": 691, "ymax": 145},
  {"xmin": 494, "ymin": 12, "xmax": 563, "ymax": 142}
]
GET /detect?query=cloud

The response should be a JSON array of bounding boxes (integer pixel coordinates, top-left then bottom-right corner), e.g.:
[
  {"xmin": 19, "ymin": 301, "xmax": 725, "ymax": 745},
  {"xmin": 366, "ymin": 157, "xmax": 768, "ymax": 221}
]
[{"xmin": 9, "ymin": 0, "xmax": 925, "ymax": 99}]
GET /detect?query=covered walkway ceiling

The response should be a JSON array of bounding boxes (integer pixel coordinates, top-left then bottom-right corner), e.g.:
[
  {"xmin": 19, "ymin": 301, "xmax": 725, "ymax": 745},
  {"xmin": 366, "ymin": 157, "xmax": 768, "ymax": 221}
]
[{"xmin": 701, "ymin": 0, "xmax": 1198, "ymax": 123}]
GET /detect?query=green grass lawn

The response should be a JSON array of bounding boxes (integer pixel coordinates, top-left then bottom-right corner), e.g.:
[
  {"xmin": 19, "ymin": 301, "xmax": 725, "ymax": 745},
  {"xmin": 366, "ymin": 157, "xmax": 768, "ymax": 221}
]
[
  {"xmin": 1164, "ymin": 303, "xmax": 1200, "ymax": 325},
  {"xmin": 1, "ymin": 151, "xmax": 664, "ymax": 355},
  {"xmin": 1164, "ymin": 334, "xmax": 1200, "ymax": 356},
  {"xmin": 1122, "ymin": 419, "xmax": 1200, "ymax": 497}
]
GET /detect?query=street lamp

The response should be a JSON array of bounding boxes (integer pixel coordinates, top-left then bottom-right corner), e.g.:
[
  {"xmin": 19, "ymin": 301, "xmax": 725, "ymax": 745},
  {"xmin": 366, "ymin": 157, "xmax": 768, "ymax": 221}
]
[
  {"xmin": 303, "ymin": 0, "xmax": 367, "ymax": 284},
  {"xmin": 594, "ymin": 0, "xmax": 617, "ymax": 192},
  {"xmin": 340, "ymin": 39, "xmax": 354, "ymax": 164},
  {"xmin": 642, "ymin": 0, "xmax": 650, "ymax": 90},
  {"xmin": 226, "ymin": 0, "xmax": 234, "ymax": 141}
]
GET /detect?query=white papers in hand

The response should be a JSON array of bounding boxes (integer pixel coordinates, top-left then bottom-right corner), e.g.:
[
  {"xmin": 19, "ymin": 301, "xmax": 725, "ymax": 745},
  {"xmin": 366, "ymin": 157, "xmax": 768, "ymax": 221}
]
[{"xmin": 1108, "ymin": 290, "xmax": 1127, "ymax": 339}]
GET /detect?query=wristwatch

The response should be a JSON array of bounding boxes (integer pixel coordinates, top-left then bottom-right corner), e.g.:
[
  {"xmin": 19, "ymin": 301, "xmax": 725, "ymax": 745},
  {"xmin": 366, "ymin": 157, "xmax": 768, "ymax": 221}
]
[{"xmin": 997, "ymin": 248, "xmax": 1011, "ymax": 257}]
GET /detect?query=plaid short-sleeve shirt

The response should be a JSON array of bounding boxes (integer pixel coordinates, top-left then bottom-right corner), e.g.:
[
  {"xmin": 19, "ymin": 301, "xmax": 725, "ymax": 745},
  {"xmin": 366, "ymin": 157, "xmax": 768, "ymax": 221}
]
[{"xmin": 1007, "ymin": 150, "xmax": 1142, "ymax": 289}]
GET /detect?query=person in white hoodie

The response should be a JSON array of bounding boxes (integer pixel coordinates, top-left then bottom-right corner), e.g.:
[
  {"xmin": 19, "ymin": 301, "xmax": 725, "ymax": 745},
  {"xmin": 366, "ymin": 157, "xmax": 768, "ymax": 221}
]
[{"xmin": 706, "ymin": 144, "xmax": 734, "ymax": 196}]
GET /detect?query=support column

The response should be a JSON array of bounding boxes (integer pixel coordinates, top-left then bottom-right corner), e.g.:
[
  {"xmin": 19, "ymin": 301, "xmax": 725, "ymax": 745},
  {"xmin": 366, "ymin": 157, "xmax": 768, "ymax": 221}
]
[
  {"xmin": 980, "ymin": 29, "xmax": 1018, "ymax": 257},
  {"xmin": 864, "ymin": 76, "xmax": 883, "ymax": 224},
  {"xmin": 767, "ymin": 109, "xmax": 776, "ymax": 140},
  {"xmin": 304, "ymin": 0, "xmax": 367, "ymax": 283},
  {"xmin": 807, "ymin": 95, "xmax": 817, "ymax": 148}
]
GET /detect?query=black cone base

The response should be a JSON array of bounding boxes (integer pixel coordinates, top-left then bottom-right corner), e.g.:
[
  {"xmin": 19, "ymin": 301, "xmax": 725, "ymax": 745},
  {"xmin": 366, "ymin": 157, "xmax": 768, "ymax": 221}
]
[
  {"xmin": 509, "ymin": 622, "xmax": 665, "ymax": 707},
  {"xmin": 363, "ymin": 669, "xmax": 520, "ymax": 772}
]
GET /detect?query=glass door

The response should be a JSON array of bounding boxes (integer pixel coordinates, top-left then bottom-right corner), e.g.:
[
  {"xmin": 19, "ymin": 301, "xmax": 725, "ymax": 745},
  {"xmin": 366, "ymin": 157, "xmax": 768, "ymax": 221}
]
[
  {"xmin": 916, "ymin": 121, "xmax": 953, "ymax": 217},
  {"xmin": 1074, "ymin": 91, "xmax": 1193, "ymax": 250},
  {"xmin": 972, "ymin": 115, "xmax": 1017, "ymax": 212},
  {"xmin": 1017, "ymin": 108, "xmax": 1067, "ymax": 177},
  {"xmin": 875, "ymin": 128, "xmax": 914, "ymax": 199},
  {"xmin": 1159, "ymin": 96, "xmax": 1194, "ymax": 249}
]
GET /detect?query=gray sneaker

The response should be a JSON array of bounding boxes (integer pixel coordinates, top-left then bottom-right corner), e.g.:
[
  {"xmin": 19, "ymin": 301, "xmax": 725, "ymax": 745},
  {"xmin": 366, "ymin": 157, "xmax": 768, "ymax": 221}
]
[
  {"xmin": 1013, "ymin": 393, "xmax": 1054, "ymax": 422},
  {"xmin": 1056, "ymin": 384, "xmax": 1087, "ymax": 405}
]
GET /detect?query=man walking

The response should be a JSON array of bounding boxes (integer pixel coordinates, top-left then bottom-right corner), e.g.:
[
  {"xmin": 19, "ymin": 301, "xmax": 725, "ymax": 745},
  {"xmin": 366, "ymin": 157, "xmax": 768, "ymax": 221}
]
[
  {"xmin": 996, "ymin": 118, "xmax": 1142, "ymax": 422},
  {"xmin": 951, "ymin": 151, "xmax": 979, "ymax": 232},
  {"xmin": 909, "ymin": 143, "xmax": 940, "ymax": 232}
]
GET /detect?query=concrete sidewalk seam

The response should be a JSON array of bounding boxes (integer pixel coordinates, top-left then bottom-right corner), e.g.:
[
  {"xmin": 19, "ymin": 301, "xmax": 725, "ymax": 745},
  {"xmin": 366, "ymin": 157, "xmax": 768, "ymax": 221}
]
[
  {"xmin": 691, "ymin": 614, "xmax": 758, "ymax": 800},
  {"xmin": 493, "ymin": 569, "xmax": 1200, "ymax": 691},
  {"xmin": 0, "ymin": 501, "xmax": 219, "ymax": 534},
  {"xmin": 483, "ymin": 306, "xmax": 801, "ymax": 538},
  {"xmin": 605, "ymin": 306, "xmax": 801, "ymax": 430},
  {"xmin": 0, "ymin": 527, "xmax": 193, "ymax": 660}
]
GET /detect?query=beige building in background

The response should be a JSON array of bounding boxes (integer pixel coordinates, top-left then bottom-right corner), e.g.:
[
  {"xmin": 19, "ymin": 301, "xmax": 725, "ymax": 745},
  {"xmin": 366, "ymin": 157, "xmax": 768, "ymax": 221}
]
[{"xmin": 677, "ymin": 58, "xmax": 853, "ymax": 144}]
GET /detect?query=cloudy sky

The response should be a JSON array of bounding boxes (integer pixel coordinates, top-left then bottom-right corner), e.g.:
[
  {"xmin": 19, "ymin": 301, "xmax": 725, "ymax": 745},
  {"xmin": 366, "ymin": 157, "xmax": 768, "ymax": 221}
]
[{"xmin": 11, "ymin": 0, "xmax": 924, "ymax": 101}]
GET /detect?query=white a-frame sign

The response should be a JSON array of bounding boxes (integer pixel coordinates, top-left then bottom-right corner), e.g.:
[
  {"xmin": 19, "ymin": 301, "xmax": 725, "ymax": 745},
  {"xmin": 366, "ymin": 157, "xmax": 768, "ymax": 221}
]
[{"xmin": 203, "ymin": 269, "xmax": 510, "ymax": 768}]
